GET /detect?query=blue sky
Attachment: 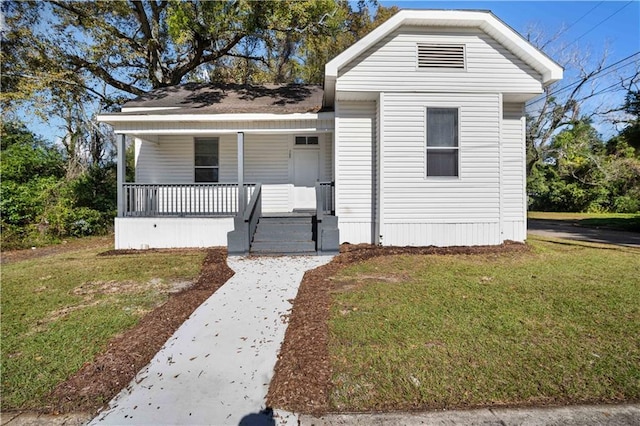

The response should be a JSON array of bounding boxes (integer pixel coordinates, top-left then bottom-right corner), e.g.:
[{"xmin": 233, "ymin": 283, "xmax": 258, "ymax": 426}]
[
  {"xmin": 20, "ymin": 1, "xmax": 640, "ymax": 142},
  {"xmin": 382, "ymin": 1, "xmax": 639, "ymax": 62},
  {"xmin": 381, "ymin": 1, "xmax": 640, "ymax": 136}
]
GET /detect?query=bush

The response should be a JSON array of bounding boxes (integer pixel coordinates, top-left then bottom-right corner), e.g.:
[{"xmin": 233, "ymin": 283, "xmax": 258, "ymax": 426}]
[{"xmin": 613, "ymin": 196, "xmax": 640, "ymax": 213}]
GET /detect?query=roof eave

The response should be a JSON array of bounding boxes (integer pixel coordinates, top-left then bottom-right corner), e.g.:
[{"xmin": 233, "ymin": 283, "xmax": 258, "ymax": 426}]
[
  {"xmin": 324, "ymin": 9, "xmax": 563, "ymax": 87},
  {"xmin": 96, "ymin": 112, "xmax": 335, "ymax": 124}
]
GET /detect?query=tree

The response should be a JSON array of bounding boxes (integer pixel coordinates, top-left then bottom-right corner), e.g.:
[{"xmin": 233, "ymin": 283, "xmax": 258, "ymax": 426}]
[{"xmin": 0, "ymin": 122, "xmax": 116, "ymax": 248}]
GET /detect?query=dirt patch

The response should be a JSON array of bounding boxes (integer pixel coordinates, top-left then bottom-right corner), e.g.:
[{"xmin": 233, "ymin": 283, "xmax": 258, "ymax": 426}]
[
  {"xmin": 0, "ymin": 236, "xmax": 114, "ymax": 264},
  {"xmin": 266, "ymin": 242, "xmax": 528, "ymax": 414},
  {"xmin": 46, "ymin": 248, "xmax": 234, "ymax": 414}
]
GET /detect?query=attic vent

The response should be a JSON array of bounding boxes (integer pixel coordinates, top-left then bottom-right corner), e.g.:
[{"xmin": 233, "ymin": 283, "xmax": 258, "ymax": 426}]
[{"xmin": 417, "ymin": 44, "xmax": 465, "ymax": 69}]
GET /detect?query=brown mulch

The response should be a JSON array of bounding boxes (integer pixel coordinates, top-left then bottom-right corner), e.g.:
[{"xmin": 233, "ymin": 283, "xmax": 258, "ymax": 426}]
[
  {"xmin": 47, "ymin": 248, "xmax": 234, "ymax": 414},
  {"xmin": 266, "ymin": 242, "xmax": 528, "ymax": 414}
]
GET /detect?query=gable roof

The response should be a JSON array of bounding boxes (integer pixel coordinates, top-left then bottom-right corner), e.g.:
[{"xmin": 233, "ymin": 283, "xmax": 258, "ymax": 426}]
[
  {"xmin": 324, "ymin": 9, "xmax": 563, "ymax": 105},
  {"xmin": 118, "ymin": 83, "xmax": 326, "ymax": 115}
]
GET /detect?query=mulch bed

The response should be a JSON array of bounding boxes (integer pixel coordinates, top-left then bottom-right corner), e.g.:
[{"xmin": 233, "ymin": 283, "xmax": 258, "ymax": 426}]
[
  {"xmin": 33, "ymin": 241, "xmax": 526, "ymax": 415},
  {"xmin": 47, "ymin": 248, "xmax": 234, "ymax": 414},
  {"xmin": 266, "ymin": 242, "xmax": 528, "ymax": 414}
]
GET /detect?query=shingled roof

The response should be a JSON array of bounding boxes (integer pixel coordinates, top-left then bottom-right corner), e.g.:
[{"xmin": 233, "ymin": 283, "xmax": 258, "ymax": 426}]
[{"xmin": 121, "ymin": 83, "xmax": 327, "ymax": 114}]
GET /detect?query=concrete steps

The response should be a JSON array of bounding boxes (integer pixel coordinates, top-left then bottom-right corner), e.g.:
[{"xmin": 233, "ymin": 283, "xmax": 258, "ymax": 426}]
[{"xmin": 250, "ymin": 214, "xmax": 316, "ymax": 255}]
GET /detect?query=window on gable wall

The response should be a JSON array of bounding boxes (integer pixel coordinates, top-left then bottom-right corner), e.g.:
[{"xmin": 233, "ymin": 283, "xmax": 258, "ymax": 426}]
[
  {"xmin": 194, "ymin": 137, "xmax": 219, "ymax": 182},
  {"xmin": 426, "ymin": 108, "xmax": 459, "ymax": 177}
]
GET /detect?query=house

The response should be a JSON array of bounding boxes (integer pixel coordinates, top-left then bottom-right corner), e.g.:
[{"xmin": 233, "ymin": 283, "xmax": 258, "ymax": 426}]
[{"xmin": 97, "ymin": 9, "xmax": 562, "ymax": 254}]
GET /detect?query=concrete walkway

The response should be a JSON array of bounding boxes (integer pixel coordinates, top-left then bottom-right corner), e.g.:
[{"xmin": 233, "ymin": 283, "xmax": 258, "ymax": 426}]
[{"xmin": 90, "ymin": 255, "xmax": 333, "ymax": 426}]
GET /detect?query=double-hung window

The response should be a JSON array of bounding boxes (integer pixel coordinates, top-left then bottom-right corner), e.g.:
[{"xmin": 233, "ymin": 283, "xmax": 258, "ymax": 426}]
[
  {"xmin": 426, "ymin": 108, "xmax": 459, "ymax": 177},
  {"xmin": 194, "ymin": 137, "xmax": 219, "ymax": 182}
]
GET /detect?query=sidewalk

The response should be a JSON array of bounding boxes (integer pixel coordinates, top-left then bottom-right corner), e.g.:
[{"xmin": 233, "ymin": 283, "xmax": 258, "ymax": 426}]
[
  {"xmin": 300, "ymin": 404, "xmax": 640, "ymax": 425},
  {"xmin": 3, "ymin": 404, "xmax": 639, "ymax": 425}
]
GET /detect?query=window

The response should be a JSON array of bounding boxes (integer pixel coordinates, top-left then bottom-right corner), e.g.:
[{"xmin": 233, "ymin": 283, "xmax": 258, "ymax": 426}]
[
  {"xmin": 194, "ymin": 137, "xmax": 219, "ymax": 182},
  {"xmin": 417, "ymin": 44, "xmax": 465, "ymax": 69},
  {"xmin": 295, "ymin": 135, "xmax": 319, "ymax": 145},
  {"xmin": 426, "ymin": 108, "xmax": 459, "ymax": 177}
]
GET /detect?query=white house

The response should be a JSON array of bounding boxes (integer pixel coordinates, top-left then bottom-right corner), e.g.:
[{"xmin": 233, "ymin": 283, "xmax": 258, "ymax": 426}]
[{"xmin": 97, "ymin": 9, "xmax": 562, "ymax": 253}]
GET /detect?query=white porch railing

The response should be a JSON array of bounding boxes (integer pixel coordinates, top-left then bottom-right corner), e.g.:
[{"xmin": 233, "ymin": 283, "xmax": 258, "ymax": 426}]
[{"xmin": 121, "ymin": 183, "xmax": 256, "ymax": 217}]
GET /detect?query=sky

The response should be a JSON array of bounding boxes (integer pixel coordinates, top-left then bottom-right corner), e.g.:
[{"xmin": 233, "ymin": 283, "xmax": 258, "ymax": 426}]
[
  {"xmin": 18, "ymin": 0, "xmax": 640, "ymax": 142},
  {"xmin": 380, "ymin": 0, "xmax": 640, "ymax": 137}
]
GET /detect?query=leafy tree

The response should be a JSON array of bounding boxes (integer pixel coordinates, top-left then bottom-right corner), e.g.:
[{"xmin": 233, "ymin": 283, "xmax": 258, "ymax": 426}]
[{"xmin": 1, "ymin": 122, "xmax": 114, "ymax": 248}]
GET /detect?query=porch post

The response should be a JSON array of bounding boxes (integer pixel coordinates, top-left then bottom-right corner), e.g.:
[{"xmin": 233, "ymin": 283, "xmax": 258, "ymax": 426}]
[
  {"xmin": 237, "ymin": 132, "xmax": 245, "ymax": 214},
  {"xmin": 116, "ymin": 134, "xmax": 126, "ymax": 217}
]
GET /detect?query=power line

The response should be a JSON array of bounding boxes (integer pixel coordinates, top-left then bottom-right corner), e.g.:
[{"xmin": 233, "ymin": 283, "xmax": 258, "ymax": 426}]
[
  {"xmin": 564, "ymin": 1, "xmax": 634, "ymax": 48},
  {"xmin": 526, "ymin": 75, "xmax": 637, "ymax": 116},
  {"xmin": 526, "ymin": 51, "xmax": 640, "ymax": 105},
  {"xmin": 554, "ymin": 1, "xmax": 604, "ymax": 39}
]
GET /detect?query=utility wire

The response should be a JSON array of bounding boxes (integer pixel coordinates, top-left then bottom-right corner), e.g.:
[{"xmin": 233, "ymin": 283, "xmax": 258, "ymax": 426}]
[
  {"xmin": 526, "ymin": 51, "xmax": 640, "ymax": 105},
  {"xmin": 526, "ymin": 75, "xmax": 637, "ymax": 116},
  {"xmin": 564, "ymin": 1, "xmax": 634, "ymax": 48},
  {"xmin": 554, "ymin": 1, "xmax": 604, "ymax": 39}
]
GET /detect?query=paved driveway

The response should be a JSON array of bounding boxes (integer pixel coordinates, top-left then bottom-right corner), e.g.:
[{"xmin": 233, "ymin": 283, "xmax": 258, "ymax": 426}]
[
  {"xmin": 90, "ymin": 255, "xmax": 333, "ymax": 426},
  {"xmin": 528, "ymin": 219, "xmax": 640, "ymax": 248}
]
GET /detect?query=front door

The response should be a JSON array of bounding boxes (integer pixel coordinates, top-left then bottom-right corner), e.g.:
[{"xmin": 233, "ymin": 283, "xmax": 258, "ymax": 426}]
[{"xmin": 292, "ymin": 148, "xmax": 319, "ymax": 210}]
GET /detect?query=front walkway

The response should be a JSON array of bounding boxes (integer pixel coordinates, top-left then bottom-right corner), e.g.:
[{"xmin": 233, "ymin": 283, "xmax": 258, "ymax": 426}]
[{"xmin": 90, "ymin": 255, "xmax": 333, "ymax": 426}]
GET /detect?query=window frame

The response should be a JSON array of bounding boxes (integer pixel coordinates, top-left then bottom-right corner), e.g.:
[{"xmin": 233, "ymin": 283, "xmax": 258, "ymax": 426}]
[
  {"xmin": 424, "ymin": 107, "xmax": 461, "ymax": 179},
  {"xmin": 194, "ymin": 137, "xmax": 219, "ymax": 183},
  {"xmin": 294, "ymin": 135, "xmax": 320, "ymax": 146}
]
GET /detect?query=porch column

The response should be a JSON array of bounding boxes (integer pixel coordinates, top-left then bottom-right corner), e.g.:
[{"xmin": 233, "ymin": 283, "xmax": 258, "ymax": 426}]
[
  {"xmin": 237, "ymin": 132, "xmax": 245, "ymax": 214},
  {"xmin": 116, "ymin": 134, "xmax": 126, "ymax": 217}
]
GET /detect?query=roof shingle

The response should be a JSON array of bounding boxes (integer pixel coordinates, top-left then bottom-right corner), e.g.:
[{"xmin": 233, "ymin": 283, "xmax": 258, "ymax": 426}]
[{"xmin": 122, "ymin": 83, "xmax": 327, "ymax": 114}]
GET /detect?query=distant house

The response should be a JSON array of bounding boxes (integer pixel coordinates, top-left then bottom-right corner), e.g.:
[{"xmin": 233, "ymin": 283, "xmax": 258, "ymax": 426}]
[{"xmin": 98, "ymin": 9, "xmax": 562, "ymax": 254}]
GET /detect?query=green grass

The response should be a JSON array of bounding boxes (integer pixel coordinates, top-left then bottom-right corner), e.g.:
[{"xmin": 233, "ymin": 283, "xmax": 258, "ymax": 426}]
[
  {"xmin": 528, "ymin": 211, "xmax": 640, "ymax": 232},
  {"xmin": 1, "ymin": 238, "xmax": 206, "ymax": 410},
  {"xmin": 328, "ymin": 237, "xmax": 640, "ymax": 411}
]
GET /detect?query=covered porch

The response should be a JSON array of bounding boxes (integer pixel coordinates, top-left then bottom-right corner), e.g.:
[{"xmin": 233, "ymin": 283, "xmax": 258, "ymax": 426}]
[
  {"xmin": 111, "ymin": 127, "xmax": 337, "ymax": 253},
  {"xmin": 98, "ymin": 84, "xmax": 339, "ymax": 253}
]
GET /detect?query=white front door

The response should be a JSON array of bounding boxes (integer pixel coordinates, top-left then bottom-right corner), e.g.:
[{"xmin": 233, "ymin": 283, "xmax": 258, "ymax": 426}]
[{"xmin": 292, "ymin": 148, "xmax": 319, "ymax": 210}]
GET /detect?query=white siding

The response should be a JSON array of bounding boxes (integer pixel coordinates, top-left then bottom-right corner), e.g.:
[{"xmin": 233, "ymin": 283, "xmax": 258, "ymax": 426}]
[
  {"xmin": 335, "ymin": 101, "xmax": 376, "ymax": 244},
  {"xmin": 380, "ymin": 92, "xmax": 501, "ymax": 246},
  {"xmin": 135, "ymin": 136, "xmax": 193, "ymax": 183},
  {"xmin": 384, "ymin": 223, "xmax": 502, "ymax": 246},
  {"xmin": 115, "ymin": 217, "xmax": 233, "ymax": 249},
  {"xmin": 245, "ymin": 134, "xmax": 290, "ymax": 212},
  {"xmin": 502, "ymin": 102, "xmax": 527, "ymax": 241},
  {"xmin": 338, "ymin": 26, "xmax": 543, "ymax": 95},
  {"xmin": 134, "ymin": 133, "xmax": 333, "ymax": 213}
]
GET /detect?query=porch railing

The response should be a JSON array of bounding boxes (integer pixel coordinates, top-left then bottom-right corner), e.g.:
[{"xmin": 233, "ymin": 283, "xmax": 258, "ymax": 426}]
[
  {"xmin": 122, "ymin": 183, "xmax": 256, "ymax": 217},
  {"xmin": 227, "ymin": 183, "xmax": 262, "ymax": 255},
  {"xmin": 315, "ymin": 181, "xmax": 335, "ymax": 219}
]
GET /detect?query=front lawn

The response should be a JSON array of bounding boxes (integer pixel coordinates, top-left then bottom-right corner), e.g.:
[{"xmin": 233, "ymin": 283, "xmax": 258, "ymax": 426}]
[
  {"xmin": 1, "ymin": 238, "xmax": 206, "ymax": 410},
  {"xmin": 328, "ymin": 236, "xmax": 640, "ymax": 410},
  {"xmin": 528, "ymin": 211, "xmax": 640, "ymax": 232}
]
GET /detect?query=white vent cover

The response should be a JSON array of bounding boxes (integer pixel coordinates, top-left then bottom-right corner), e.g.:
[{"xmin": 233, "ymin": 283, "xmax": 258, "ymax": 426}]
[{"xmin": 417, "ymin": 44, "xmax": 465, "ymax": 69}]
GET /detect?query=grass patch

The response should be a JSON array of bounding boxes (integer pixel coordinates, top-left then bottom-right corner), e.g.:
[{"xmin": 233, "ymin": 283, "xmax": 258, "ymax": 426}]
[
  {"xmin": 328, "ymin": 237, "xmax": 640, "ymax": 410},
  {"xmin": 528, "ymin": 211, "xmax": 640, "ymax": 232},
  {"xmin": 1, "ymin": 238, "xmax": 206, "ymax": 410}
]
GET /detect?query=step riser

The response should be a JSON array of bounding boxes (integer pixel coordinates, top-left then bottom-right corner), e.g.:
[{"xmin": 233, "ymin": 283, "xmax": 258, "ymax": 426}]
[
  {"xmin": 251, "ymin": 215, "xmax": 316, "ymax": 255},
  {"xmin": 253, "ymin": 232, "xmax": 313, "ymax": 241},
  {"xmin": 258, "ymin": 218, "xmax": 313, "ymax": 225},
  {"xmin": 251, "ymin": 242, "xmax": 316, "ymax": 253},
  {"xmin": 255, "ymin": 224, "xmax": 311, "ymax": 233}
]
